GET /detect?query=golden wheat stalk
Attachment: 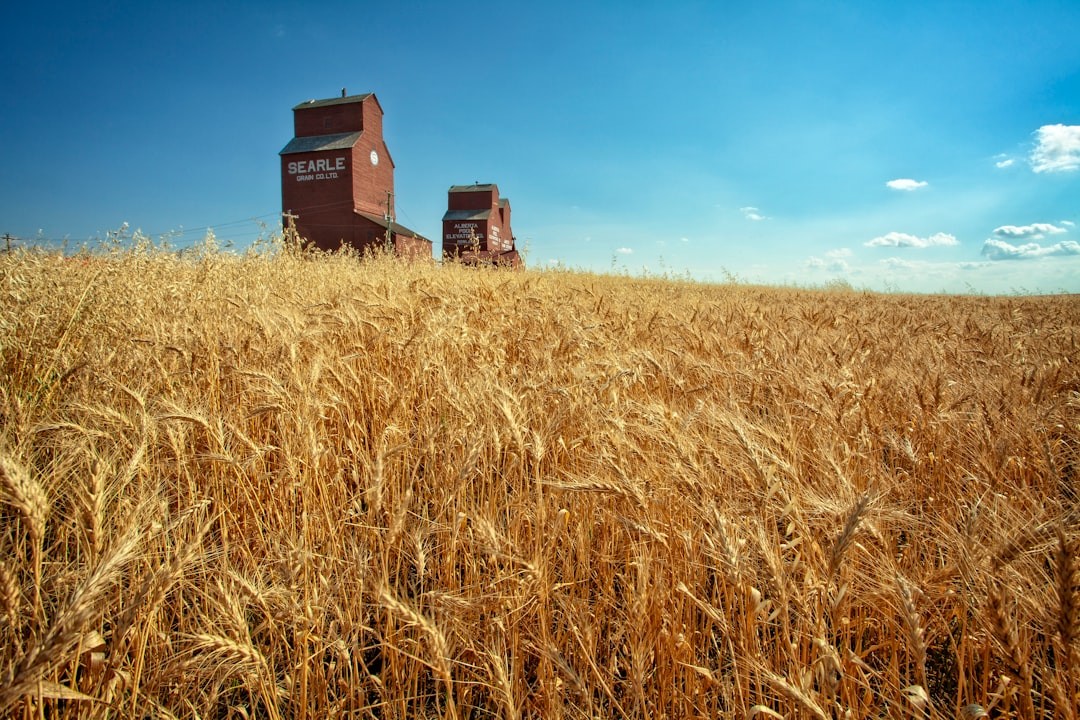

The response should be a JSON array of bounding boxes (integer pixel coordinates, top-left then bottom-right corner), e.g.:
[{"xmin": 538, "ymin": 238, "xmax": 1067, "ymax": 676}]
[
  {"xmin": 378, "ymin": 586, "xmax": 458, "ymax": 719},
  {"xmin": 761, "ymin": 669, "xmax": 830, "ymax": 720},
  {"xmin": 988, "ymin": 584, "xmax": 1036, "ymax": 720},
  {"xmin": 0, "ymin": 560, "xmax": 20, "ymax": 629},
  {"xmin": 1054, "ymin": 527, "xmax": 1078, "ymax": 717},
  {"xmin": 896, "ymin": 575, "xmax": 929, "ymax": 695},
  {"xmin": 827, "ymin": 493, "xmax": 871, "ymax": 579},
  {"xmin": 0, "ymin": 453, "xmax": 47, "ymax": 546},
  {"xmin": 111, "ymin": 504, "xmax": 213, "ymax": 650},
  {"xmin": 0, "ymin": 530, "xmax": 139, "ymax": 712}
]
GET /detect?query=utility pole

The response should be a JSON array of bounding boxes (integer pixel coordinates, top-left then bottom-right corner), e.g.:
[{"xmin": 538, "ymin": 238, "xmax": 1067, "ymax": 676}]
[
  {"xmin": 2, "ymin": 234, "xmax": 12, "ymax": 253},
  {"xmin": 282, "ymin": 211, "xmax": 299, "ymax": 250},
  {"xmin": 384, "ymin": 191, "xmax": 394, "ymax": 252}
]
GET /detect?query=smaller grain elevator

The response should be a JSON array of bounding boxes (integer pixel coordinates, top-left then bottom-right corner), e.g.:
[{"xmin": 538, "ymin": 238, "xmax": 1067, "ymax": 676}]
[
  {"xmin": 280, "ymin": 92, "xmax": 430, "ymax": 257},
  {"xmin": 442, "ymin": 184, "xmax": 522, "ymax": 267}
]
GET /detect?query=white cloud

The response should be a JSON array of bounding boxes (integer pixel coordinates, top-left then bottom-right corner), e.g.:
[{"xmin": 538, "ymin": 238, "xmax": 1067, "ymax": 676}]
[
  {"xmin": 680, "ymin": 237, "xmax": 690, "ymax": 243},
  {"xmin": 1062, "ymin": 220, "xmax": 1076, "ymax": 228},
  {"xmin": 982, "ymin": 239, "xmax": 1080, "ymax": 261},
  {"xmin": 826, "ymin": 248, "xmax": 852, "ymax": 259},
  {"xmin": 882, "ymin": 257, "xmax": 918, "ymax": 271},
  {"xmin": 1030, "ymin": 124, "xmax": 1080, "ymax": 173},
  {"xmin": 865, "ymin": 231, "xmax": 959, "ymax": 248},
  {"xmin": 740, "ymin": 206, "xmax": 768, "ymax": 221},
  {"xmin": 992, "ymin": 223, "xmax": 1067, "ymax": 241},
  {"xmin": 806, "ymin": 256, "xmax": 849, "ymax": 272},
  {"xmin": 886, "ymin": 178, "xmax": 928, "ymax": 191},
  {"xmin": 615, "ymin": 247, "xmax": 633, "ymax": 255},
  {"xmin": 994, "ymin": 153, "xmax": 1016, "ymax": 169}
]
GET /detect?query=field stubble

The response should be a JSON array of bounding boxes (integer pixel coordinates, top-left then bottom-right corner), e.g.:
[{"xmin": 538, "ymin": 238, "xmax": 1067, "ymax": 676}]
[{"xmin": 0, "ymin": 244, "xmax": 1078, "ymax": 718}]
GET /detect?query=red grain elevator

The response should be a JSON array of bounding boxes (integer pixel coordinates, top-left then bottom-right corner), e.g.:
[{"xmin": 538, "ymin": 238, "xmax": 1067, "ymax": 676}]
[
  {"xmin": 280, "ymin": 92, "xmax": 430, "ymax": 257},
  {"xmin": 442, "ymin": 183, "xmax": 522, "ymax": 267}
]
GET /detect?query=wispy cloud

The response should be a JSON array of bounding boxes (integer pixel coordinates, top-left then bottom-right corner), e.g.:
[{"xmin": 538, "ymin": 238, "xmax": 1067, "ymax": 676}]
[
  {"xmin": 992, "ymin": 223, "xmax": 1067, "ymax": 241},
  {"xmin": 806, "ymin": 256, "xmax": 850, "ymax": 272},
  {"xmin": 740, "ymin": 206, "xmax": 768, "ymax": 221},
  {"xmin": 885, "ymin": 178, "xmax": 928, "ymax": 191},
  {"xmin": 615, "ymin": 247, "xmax": 633, "ymax": 255},
  {"xmin": 982, "ymin": 238, "xmax": 1080, "ymax": 260},
  {"xmin": 826, "ymin": 248, "xmax": 852, "ymax": 259},
  {"xmin": 881, "ymin": 257, "xmax": 919, "ymax": 271},
  {"xmin": 995, "ymin": 156, "xmax": 1015, "ymax": 169},
  {"xmin": 1030, "ymin": 124, "xmax": 1080, "ymax": 173},
  {"xmin": 865, "ymin": 231, "xmax": 958, "ymax": 248}
]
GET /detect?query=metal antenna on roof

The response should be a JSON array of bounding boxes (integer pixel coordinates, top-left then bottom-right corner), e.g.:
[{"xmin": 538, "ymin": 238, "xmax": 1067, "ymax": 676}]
[{"xmin": 341, "ymin": 87, "xmax": 347, "ymax": 97}]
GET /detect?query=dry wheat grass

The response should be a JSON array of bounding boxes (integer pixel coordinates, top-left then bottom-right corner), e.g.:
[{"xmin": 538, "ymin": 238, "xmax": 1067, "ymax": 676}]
[{"xmin": 0, "ymin": 241, "xmax": 1078, "ymax": 718}]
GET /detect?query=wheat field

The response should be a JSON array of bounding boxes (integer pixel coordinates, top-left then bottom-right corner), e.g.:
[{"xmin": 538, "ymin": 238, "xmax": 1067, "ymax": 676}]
[{"xmin": 1, "ymin": 241, "xmax": 1078, "ymax": 719}]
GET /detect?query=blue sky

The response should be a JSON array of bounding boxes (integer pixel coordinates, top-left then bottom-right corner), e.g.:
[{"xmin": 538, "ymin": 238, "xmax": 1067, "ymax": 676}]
[{"xmin": 2, "ymin": 1, "xmax": 1078, "ymax": 293}]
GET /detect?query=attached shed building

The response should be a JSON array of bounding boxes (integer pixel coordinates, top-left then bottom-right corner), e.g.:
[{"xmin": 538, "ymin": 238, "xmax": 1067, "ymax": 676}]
[
  {"xmin": 442, "ymin": 183, "xmax": 521, "ymax": 267},
  {"xmin": 280, "ymin": 92, "xmax": 430, "ymax": 257}
]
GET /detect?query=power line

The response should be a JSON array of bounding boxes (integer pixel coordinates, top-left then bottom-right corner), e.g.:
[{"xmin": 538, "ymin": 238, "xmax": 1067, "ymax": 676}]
[
  {"xmin": 7, "ymin": 210, "xmax": 286, "ymax": 247},
  {"xmin": 144, "ymin": 211, "xmax": 282, "ymax": 239},
  {"xmin": 9, "ymin": 200, "xmax": 436, "ymax": 249}
]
